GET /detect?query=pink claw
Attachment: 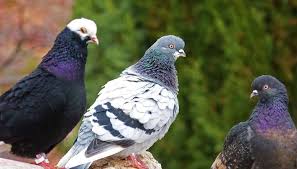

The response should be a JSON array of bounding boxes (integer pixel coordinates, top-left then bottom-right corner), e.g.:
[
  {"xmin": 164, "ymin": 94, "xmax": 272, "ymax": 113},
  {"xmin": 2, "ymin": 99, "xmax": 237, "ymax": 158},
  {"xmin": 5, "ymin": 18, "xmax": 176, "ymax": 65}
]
[
  {"xmin": 34, "ymin": 153, "xmax": 56, "ymax": 169},
  {"xmin": 36, "ymin": 161, "xmax": 57, "ymax": 169},
  {"xmin": 128, "ymin": 153, "xmax": 148, "ymax": 169}
]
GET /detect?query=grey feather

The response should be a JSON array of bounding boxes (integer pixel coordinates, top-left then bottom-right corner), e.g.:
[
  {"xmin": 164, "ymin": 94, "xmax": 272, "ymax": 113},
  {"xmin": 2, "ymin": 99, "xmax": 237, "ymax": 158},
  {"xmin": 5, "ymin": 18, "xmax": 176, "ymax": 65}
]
[{"xmin": 70, "ymin": 163, "xmax": 92, "ymax": 169}]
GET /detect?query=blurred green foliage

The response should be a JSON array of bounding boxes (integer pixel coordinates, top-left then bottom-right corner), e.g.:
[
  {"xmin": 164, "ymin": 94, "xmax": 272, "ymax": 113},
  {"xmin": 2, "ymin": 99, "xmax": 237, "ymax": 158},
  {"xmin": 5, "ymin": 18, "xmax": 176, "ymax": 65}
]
[{"xmin": 72, "ymin": 0, "xmax": 297, "ymax": 168}]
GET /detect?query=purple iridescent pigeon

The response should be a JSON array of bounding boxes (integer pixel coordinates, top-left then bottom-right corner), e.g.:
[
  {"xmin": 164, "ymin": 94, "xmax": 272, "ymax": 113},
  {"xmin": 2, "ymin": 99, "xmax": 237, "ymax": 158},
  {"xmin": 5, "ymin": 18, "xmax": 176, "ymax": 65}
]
[
  {"xmin": 0, "ymin": 18, "xmax": 98, "ymax": 169},
  {"xmin": 211, "ymin": 75, "xmax": 297, "ymax": 169}
]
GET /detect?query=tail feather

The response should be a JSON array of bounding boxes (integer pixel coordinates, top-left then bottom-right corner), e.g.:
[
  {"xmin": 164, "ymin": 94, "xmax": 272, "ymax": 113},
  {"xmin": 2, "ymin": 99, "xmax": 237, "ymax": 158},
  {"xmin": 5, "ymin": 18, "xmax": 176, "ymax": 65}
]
[
  {"xmin": 211, "ymin": 153, "xmax": 226, "ymax": 169},
  {"xmin": 57, "ymin": 143, "xmax": 86, "ymax": 168},
  {"xmin": 64, "ymin": 145, "xmax": 124, "ymax": 168}
]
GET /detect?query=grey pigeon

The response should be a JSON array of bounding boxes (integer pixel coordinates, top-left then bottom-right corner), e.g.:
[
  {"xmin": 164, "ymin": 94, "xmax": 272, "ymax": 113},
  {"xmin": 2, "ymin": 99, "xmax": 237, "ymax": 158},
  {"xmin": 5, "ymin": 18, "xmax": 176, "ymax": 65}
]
[
  {"xmin": 0, "ymin": 18, "xmax": 98, "ymax": 168},
  {"xmin": 211, "ymin": 75, "xmax": 297, "ymax": 169},
  {"xmin": 57, "ymin": 35, "xmax": 186, "ymax": 169}
]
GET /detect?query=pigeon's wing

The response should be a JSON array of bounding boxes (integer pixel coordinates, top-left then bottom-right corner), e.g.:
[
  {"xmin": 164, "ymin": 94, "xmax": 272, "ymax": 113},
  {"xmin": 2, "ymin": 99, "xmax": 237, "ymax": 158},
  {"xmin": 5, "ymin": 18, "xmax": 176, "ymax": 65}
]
[
  {"xmin": 63, "ymin": 74, "xmax": 178, "ymax": 168},
  {"xmin": 250, "ymin": 129, "xmax": 297, "ymax": 169},
  {"xmin": 211, "ymin": 122, "xmax": 254, "ymax": 169},
  {"xmin": 89, "ymin": 74, "xmax": 178, "ymax": 142},
  {"xmin": 0, "ymin": 68, "xmax": 66, "ymax": 142}
]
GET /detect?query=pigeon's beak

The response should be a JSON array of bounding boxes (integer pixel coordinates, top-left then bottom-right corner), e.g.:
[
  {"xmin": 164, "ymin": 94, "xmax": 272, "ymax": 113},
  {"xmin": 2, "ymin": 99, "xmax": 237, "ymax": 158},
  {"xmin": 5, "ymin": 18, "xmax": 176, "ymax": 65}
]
[
  {"xmin": 250, "ymin": 90, "xmax": 259, "ymax": 98},
  {"xmin": 87, "ymin": 35, "xmax": 99, "ymax": 45},
  {"xmin": 174, "ymin": 49, "xmax": 186, "ymax": 58}
]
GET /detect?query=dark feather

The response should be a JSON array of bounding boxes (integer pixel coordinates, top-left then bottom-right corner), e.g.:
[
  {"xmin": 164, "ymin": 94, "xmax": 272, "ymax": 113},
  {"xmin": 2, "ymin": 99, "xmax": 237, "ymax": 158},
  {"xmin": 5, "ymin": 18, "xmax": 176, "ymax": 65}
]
[
  {"xmin": 85, "ymin": 138, "xmax": 134, "ymax": 157},
  {"xmin": 211, "ymin": 122, "xmax": 254, "ymax": 169}
]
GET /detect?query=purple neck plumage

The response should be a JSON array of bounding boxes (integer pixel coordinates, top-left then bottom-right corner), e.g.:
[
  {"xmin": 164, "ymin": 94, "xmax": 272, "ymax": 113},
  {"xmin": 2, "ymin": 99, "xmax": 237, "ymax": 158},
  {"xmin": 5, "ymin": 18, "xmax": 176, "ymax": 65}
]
[
  {"xmin": 40, "ymin": 28, "xmax": 88, "ymax": 81},
  {"xmin": 249, "ymin": 95, "xmax": 296, "ymax": 133}
]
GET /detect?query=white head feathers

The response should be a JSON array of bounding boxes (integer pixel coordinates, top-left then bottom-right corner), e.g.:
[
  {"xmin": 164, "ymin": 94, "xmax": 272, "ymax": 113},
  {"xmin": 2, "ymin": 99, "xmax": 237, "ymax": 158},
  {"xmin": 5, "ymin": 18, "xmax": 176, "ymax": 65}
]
[{"xmin": 67, "ymin": 18, "xmax": 99, "ymax": 44}]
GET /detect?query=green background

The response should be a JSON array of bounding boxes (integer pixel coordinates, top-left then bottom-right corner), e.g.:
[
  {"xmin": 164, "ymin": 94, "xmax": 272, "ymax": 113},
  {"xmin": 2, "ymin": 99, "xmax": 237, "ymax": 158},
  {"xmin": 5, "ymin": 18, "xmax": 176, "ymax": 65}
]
[{"xmin": 70, "ymin": 1, "xmax": 296, "ymax": 168}]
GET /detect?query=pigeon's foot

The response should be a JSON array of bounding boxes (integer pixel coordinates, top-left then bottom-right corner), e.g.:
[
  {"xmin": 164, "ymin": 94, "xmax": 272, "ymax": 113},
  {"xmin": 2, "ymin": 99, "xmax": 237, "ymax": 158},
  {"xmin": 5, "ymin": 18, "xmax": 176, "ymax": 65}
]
[
  {"xmin": 36, "ymin": 161, "xmax": 57, "ymax": 169},
  {"xmin": 34, "ymin": 153, "xmax": 56, "ymax": 169},
  {"xmin": 127, "ymin": 153, "xmax": 148, "ymax": 169}
]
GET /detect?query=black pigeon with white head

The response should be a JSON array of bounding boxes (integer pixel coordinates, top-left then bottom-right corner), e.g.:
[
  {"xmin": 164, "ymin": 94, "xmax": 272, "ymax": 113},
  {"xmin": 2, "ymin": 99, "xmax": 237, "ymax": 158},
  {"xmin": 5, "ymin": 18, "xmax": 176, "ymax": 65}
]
[
  {"xmin": 57, "ymin": 35, "xmax": 185, "ymax": 169},
  {"xmin": 211, "ymin": 75, "xmax": 297, "ymax": 169},
  {"xmin": 0, "ymin": 18, "xmax": 98, "ymax": 167}
]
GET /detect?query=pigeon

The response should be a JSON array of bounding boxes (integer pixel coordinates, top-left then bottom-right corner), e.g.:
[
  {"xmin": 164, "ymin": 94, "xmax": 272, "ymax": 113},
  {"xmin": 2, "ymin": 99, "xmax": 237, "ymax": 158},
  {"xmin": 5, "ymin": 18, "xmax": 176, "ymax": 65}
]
[
  {"xmin": 0, "ymin": 18, "xmax": 98, "ymax": 169},
  {"xmin": 57, "ymin": 35, "xmax": 186, "ymax": 169},
  {"xmin": 211, "ymin": 75, "xmax": 297, "ymax": 169}
]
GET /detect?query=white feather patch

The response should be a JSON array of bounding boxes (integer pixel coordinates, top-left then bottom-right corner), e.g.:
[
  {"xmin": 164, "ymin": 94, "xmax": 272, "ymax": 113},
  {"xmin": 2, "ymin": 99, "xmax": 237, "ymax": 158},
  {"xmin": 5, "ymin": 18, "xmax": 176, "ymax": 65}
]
[
  {"xmin": 67, "ymin": 18, "xmax": 97, "ymax": 40},
  {"xmin": 110, "ymin": 118, "xmax": 126, "ymax": 130},
  {"xmin": 139, "ymin": 113, "xmax": 151, "ymax": 124},
  {"xmin": 106, "ymin": 111, "xmax": 116, "ymax": 119},
  {"xmin": 130, "ymin": 107, "xmax": 145, "ymax": 119},
  {"xmin": 120, "ymin": 127, "xmax": 136, "ymax": 139},
  {"xmin": 91, "ymin": 125, "xmax": 107, "ymax": 136}
]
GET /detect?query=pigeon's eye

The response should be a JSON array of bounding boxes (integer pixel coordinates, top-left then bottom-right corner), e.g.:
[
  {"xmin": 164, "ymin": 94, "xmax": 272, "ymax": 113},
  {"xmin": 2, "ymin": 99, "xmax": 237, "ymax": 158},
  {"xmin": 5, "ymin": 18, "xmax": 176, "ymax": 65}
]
[
  {"xmin": 80, "ymin": 27, "xmax": 87, "ymax": 34},
  {"xmin": 263, "ymin": 84, "xmax": 269, "ymax": 90},
  {"xmin": 168, "ymin": 44, "xmax": 175, "ymax": 49}
]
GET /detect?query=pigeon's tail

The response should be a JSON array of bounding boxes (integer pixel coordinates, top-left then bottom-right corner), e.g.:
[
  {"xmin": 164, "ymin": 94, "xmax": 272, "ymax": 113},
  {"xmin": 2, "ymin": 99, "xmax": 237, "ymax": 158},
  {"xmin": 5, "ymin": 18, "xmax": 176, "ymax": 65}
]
[
  {"xmin": 57, "ymin": 142, "xmax": 87, "ymax": 168},
  {"xmin": 64, "ymin": 143, "xmax": 125, "ymax": 169},
  {"xmin": 69, "ymin": 163, "xmax": 92, "ymax": 169},
  {"xmin": 211, "ymin": 153, "xmax": 226, "ymax": 169}
]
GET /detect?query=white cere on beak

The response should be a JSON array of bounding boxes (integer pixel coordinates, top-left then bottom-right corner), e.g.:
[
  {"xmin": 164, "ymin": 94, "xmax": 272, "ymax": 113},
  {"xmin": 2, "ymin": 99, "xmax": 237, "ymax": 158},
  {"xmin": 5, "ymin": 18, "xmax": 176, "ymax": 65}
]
[
  {"xmin": 250, "ymin": 90, "xmax": 259, "ymax": 98},
  {"xmin": 173, "ymin": 49, "xmax": 186, "ymax": 59},
  {"xmin": 178, "ymin": 49, "xmax": 186, "ymax": 56},
  {"xmin": 67, "ymin": 18, "xmax": 98, "ymax": 44}
]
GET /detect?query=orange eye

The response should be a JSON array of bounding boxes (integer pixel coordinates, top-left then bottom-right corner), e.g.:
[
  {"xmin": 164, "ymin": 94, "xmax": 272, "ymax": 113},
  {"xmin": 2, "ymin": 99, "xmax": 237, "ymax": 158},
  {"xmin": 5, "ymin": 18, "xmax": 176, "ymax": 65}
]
[
  {"xmin": 168, "ymin": 44, "xmax": 175, "ymax": 49},
  {"xmin": 263, "ymin": 84, "xmax": 269, "ymax": 90},
  {"xmin": 80, "ymin": 27, "xmax": 87, "ymax": 33}
]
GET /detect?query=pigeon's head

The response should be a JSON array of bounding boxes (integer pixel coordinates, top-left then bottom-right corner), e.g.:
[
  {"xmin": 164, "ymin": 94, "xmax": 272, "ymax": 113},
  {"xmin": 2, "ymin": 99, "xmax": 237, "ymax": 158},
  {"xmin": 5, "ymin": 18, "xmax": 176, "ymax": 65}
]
[
  {"xmin": 67, "ymin": 18, "xmax": 99, "ymax": 45},
  {"xmin": 147, "ymin": 35, "xmax": 186, "ymax": 62},
  {"xmin": 250, "ymin": 75, "xmax": 288, "ymax": 102}
]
